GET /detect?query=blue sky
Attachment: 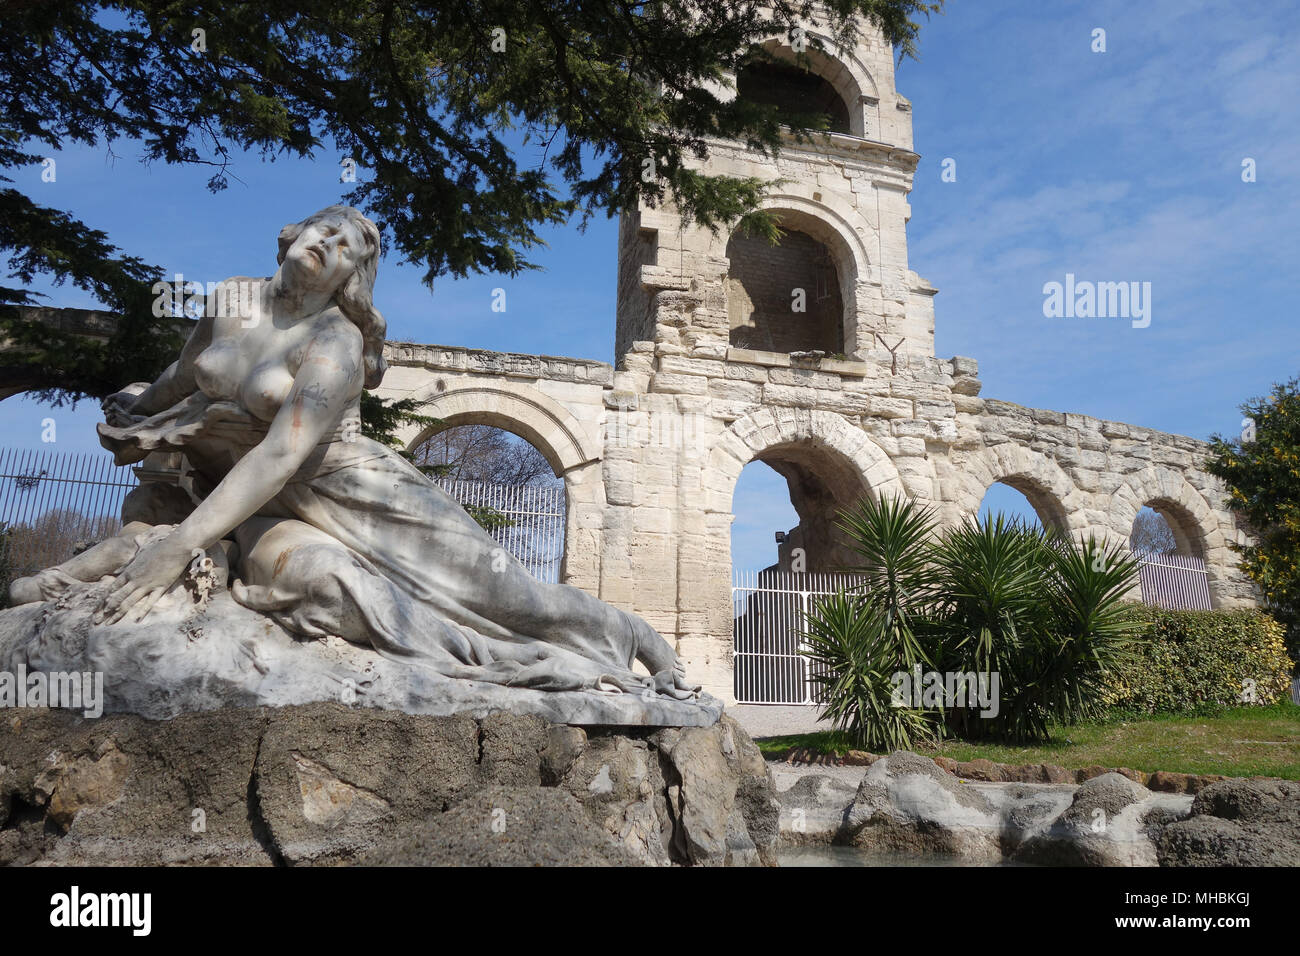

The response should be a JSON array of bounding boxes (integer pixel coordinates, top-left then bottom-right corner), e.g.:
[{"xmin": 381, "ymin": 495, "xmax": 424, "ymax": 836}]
[{"xmin": 4, "ymin": 0, "xmax": 1297, "ymax": 572}]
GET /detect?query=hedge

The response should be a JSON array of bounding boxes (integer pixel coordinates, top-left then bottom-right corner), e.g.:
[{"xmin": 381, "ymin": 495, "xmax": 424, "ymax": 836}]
[{"xmin": 1102, "ymin": 605, "xmax": 1295, "ymax": 716}]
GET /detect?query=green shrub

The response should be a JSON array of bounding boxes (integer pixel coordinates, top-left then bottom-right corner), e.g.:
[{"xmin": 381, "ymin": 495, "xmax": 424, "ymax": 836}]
[
  {"xmin": 804, "ymin": 496, "xmax": 1142, "ymax": 746},
  {"xmin": 801, "ymin": 591, "xmax": 934, "ymax": 752},
  {"xmin": 802, "ymin": 496, "xmax": 939, "ymax": 750},
  {"xmin": 1102, "ymin": 605, "xmax": 1295, "ymax": 715}
]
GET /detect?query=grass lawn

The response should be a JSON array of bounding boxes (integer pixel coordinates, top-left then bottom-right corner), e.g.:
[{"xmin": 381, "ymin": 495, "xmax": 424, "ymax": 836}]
[{"xmin": 755, "ymin": 701, "xmax": 1300, "ymax": 780}]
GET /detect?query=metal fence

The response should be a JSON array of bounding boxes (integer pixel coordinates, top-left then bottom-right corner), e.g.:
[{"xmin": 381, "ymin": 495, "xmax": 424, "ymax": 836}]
[
  {"xmin": 434, "ymin": 477, "xmax": 565, "ymax": 583},
  {"xmin": 0, "ymin": 448, "xmax": 566, "ymax": 595},
  {"xmin": 1134, "ymin": 551, "xmax": 1212, "ymax": 611},
  {"xmin": 0, "ymin": 448, "xmax": 137, "ymax": 591},
  {"xmin": 731, "ymin": 569, "xmax": 867, "ymax": 705}
]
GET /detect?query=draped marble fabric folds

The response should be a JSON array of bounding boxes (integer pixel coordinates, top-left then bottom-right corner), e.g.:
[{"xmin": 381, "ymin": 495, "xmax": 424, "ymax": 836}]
[{"xmin": 99, "ymin": 395, "xmax": 662, "ymax": 696}]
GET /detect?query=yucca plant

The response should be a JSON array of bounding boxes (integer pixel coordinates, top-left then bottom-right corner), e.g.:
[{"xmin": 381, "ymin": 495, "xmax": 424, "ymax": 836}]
[
  {"xmin": 804, "ymin": 494, "xmax": 1143, "ymax": 748},
  {"xmin": 932, "ymin": 520, "xmax": 1141, "ymax": 741},
  {"xmin": 836, "ymin": 494, "xmax": 940, "ymax": 668},
  {"xmin": 801, "ymin": 590, "xmax": 935, "ymax": 751},
  {"xmin": 930, "ymin": 515, "xmax": 1055, "ymax": 740},
  {"xmin": 794, "ymin": 495, "xmax": 940, "ymax": 750},
  {"xmin": 1037, "ymin": 534, "xmax": 1143, "ymax": 724}
]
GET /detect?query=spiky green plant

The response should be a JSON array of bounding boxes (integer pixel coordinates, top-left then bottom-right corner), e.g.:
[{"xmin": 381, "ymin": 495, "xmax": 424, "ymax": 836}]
[
  {"xmin": 836, "ymin": 494, "xmax": 939, "ymax": 668},
  {"xmin": 932, "ymin": 521, "xmax": 1142, "ymax": 741},
  {"xmin": 801, "ymin": 590, "xmax": 935, "ymax": 751},
  {"xmin": 930, "ymin": 516, "xmax": 1053, "ymax": 740},
  {"xmin": 804, "ymin": 495, "xmax": 1143, "ymax": 746},
  {"xmin": 1037, "ymin": 534, "xmax": 1143, "ymax": 724}
]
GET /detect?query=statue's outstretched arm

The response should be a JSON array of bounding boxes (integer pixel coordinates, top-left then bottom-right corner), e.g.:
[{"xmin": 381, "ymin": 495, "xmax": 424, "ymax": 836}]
[{"xmin": 95, "ymin": 318, "xmax": 364, "ymax": 625}]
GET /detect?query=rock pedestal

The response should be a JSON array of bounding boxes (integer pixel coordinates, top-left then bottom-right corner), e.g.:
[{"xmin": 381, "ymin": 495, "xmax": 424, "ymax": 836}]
[{"xmin": 0, "ymin": 703, "xmax": 777, "ymax": 867}]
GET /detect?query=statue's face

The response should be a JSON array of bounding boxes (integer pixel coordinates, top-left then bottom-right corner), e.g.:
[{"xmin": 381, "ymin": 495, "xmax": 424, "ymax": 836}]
[{"xmin": 282, "ymin": 214, "xmax": 366, "ymax": 294}]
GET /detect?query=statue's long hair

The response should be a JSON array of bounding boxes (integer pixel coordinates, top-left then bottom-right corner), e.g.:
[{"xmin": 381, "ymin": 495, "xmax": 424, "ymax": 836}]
[{"xmin": 276, "ymin": 205, "xmax": 387, "ymax": 389}]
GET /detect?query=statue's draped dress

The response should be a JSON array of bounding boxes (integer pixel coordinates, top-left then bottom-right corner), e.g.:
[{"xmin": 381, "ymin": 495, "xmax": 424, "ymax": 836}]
[{"xmin": 99, "ymin": 390, "xmax": 663, "ymax": 695}]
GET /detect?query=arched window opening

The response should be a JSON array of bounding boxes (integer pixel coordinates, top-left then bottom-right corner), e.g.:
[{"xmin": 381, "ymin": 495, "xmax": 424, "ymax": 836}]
[
  {"xmin": 730, "ymin": 445, "xmax": 867, "ymax": 704},
  {"xmin": 977, "ymin": 480, "xmax": 1064, "ymax": 533},
  {"xmin": 737, "ymin": 59, "xmax": 852, "ymax": 135},
  {"xmin": 1129, "ymin": 506, "xmax": 1180, "ymax": 556},
  {"xmin": 727, "ymin": 227, "xmax": 845, "ymax": 355},
  {"xmin": 1128, "ymin": 502, "xmax": 1212, "ymax": 610},
  {"xmin": 411, "ymin": 424, "xmax": 565, "ymax": 582},
  {"xmin": 413, "ymin": 423, "xmax": 560, "ymax": 487}
]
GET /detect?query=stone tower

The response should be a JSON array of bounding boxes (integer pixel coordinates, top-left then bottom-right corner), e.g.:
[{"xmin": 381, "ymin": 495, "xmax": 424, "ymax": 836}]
[
  {"xmin": 615, "ymin": 19, "xmax": 937, "ymax": 371},
  {"xmin": 376, "ymin": 9, "xmax": 1255, "ymax": 703}
]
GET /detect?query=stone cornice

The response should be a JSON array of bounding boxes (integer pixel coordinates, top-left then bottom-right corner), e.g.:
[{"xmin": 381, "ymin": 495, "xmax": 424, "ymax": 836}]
[
  {"xmin": 383, "ymin": 341, "xmax": 615, "ymax": 387},
  {"xmin": 703, "ymin": 132, "xmax": 919, "ymax": 174}
]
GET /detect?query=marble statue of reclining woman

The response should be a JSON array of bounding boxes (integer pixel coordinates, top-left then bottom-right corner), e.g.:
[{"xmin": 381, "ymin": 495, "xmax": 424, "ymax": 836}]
[{"xmin": 9, "ymin": 205, "xmax": 700, "ymax": 701}]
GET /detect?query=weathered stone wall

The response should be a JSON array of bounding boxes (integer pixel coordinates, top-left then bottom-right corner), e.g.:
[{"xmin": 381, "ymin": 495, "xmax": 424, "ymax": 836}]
[
  {"xmin": 376, "ymin": 336, "xmax": 1255, "ymax": 703},
  {"xmin": 372, "ymin": 13, "xmax": 1256, "ymax": 703},
  {"xmin": 614, "ymin": 212, "xmax": 658, "ymax": 367},
  {"xmin": 618, "ymin": 134, "xmax": 936, "ymax": 366},
  {"xmin": 938, "ymin": 386, "xmax": 1254, "ymax": 607}
]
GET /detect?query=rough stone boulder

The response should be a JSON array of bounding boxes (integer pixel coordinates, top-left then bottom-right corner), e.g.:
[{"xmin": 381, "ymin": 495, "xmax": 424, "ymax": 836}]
[
  {"xmin": 0, "ymin": 703, "xmax": 777, "ymax": 866},
  {"xmin": 840, "ymin": 752, "xmax": 1008, "ymax": 861},
  {"xmin": 774, "ymin": 752, "xmax": 1207, "ymax": 865},
  {"xmin": 776, "ymin": 773, "xmax": 858, "ymax": 843},
  {"xmin": 1157, "ymin": 778, "xmax": 1300, "ymax": 867},
  {"xmin": 1011, "ymin": 772, "xmax": 1190, "ymax": 866},
  {"xmin": 362, "ymin": 786, "xmax": 644, "ymax": 866}
]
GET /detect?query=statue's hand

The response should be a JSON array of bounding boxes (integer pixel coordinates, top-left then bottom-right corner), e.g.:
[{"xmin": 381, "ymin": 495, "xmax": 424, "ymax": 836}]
[
  {"xmin": 653, "ymin": 665, "xmax": 702, "ymax": 701},
  {"xmin": 102, "ymin": 394, "xmax": 139, "ymax": 428},
  {"xmin": 101, "ymin": 384, "xmax": 149, "ymax": 427},
  {"xmin": 94, "ymin": 534, "xmax": 193, "ymax": 625}
]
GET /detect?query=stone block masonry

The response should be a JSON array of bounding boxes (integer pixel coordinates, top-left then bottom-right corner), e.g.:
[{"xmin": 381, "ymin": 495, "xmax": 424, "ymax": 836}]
[
  {"xmin": 377, "ymin": 340, "xmax": 1254, "ymax": 704},
  {"xmin": 371, "ymin": 11, "xmax": 1255, "ymax": 703}
]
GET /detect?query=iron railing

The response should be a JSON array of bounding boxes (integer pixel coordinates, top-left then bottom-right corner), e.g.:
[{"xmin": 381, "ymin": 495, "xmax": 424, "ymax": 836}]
[
  {"xmin": 1134, "ymin": 551, "xmax": 1212, "ymax": 611},
  {"xmin": 731, "ymin": 569, "xmax": 867, "ymax": 705}
]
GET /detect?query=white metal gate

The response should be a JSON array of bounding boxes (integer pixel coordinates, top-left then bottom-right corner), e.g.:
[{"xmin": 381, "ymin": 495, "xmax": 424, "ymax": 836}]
[
  {"xmin": 731, "ymin": 569, "xmax": 866, "ymax": 705},
  {"xmin": 1134, "ymin": 551, "xmax": 1212, "ymax": 611}
]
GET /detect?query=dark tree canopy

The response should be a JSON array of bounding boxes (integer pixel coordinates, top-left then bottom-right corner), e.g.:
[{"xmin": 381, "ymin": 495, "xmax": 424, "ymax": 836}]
[{"xmin": 0, "ymin": 0, "xmax": 942, "ymax": 403}]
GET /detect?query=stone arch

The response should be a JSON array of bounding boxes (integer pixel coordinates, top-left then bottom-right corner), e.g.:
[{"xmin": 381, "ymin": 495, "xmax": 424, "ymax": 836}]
[
  {"xmin": 955, "ymin": 444, "xmax": 1085, "ymax": 534},
  {"xmin": 397, "ymin": 381, "xmax": 601, "ymax": 478},
  {"xmin": 707, "ymin": 407, "xmax": 905, "ymax": 522},
  {"xmin": 755, "ymin": 194, "xmax": 873, "ymax": 284},
  {"xmin": 392, "ymin": 380, "xmax": 605, "ymax": 590},
  {"xmin": 1110, "ymin": 467, "xmax": 1236, "ymax": 608},
  {"xmin": 1112, "ymin": 470, "xmax": 1228, "ymax": 552},
  {"xmin": 1110, "ymin": 468, "xmax": 1226, "ymax": 556},
  {"xmin": 1132, "ymin": 500, "xmax": 1199, "ymax": 557},
  {"xmin": 751, "ymin": 35, "xmax": 880, "ymax": 138}
]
